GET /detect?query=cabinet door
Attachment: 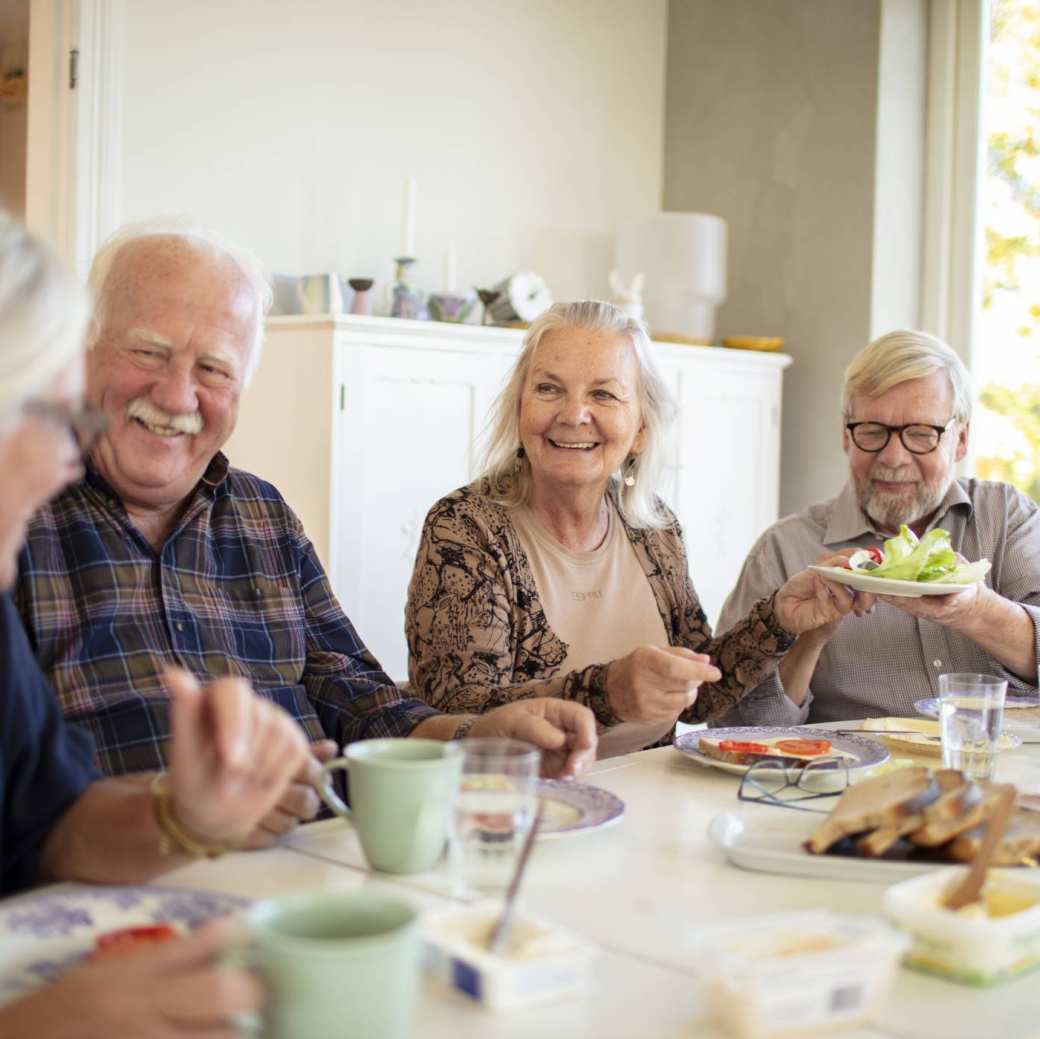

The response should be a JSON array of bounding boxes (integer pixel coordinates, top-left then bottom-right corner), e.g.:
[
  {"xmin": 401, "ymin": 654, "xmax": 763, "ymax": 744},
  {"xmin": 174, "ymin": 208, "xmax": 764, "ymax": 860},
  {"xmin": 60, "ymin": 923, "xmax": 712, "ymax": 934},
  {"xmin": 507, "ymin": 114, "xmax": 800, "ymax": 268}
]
[
  {"xmin": 332, "ymin": 343, "xmax": 508, "ymax": 681},
  {"xmin": 670, "ymin": 364, "xmax": 782, "ymax": 628}
]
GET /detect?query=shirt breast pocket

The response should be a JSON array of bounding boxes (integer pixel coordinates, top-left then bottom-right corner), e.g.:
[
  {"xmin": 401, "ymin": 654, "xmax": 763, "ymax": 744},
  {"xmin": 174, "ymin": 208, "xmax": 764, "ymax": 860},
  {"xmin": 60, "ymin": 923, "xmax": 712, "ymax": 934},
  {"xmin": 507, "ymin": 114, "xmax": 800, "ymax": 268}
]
[{"xmin": 217, "ymin": 572, "xmax": 308, "ymax": 681}]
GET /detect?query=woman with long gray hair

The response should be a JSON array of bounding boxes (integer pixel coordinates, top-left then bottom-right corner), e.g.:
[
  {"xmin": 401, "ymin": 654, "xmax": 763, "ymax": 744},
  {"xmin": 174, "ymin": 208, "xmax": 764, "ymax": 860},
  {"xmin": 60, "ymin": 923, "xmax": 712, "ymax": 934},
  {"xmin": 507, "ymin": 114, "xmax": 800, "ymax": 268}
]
[{"xmin": 406, "ymin": 301, "xmax": 857, "ymax": 756}]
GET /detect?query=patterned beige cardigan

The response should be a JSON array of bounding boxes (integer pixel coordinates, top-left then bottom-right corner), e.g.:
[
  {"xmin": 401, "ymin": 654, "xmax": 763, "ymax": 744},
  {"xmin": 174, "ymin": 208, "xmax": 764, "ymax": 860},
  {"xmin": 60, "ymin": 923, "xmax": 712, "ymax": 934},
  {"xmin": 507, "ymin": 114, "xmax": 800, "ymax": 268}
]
[{"xmin": 405, "ymin": 483, "xmax": 795, "ymax": 729}]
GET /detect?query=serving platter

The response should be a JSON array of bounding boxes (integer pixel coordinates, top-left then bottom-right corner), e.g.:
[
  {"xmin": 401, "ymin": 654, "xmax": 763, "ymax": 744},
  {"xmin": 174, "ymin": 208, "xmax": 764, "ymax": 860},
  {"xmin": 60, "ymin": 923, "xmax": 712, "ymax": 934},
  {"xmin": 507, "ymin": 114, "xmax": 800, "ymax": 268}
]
[
  {"xmin": 708, "ymin": 810, "xmax": 1006, "ymax": 884},
  {"xmin": 537, "ymin": 780, "xmax": 624, "ymax": 838},
  {"xmin": 0, "ymin": 883, "xmax": 247, "ymax": 1007},
  {"xmin": 808, "ymin": 564, "xmax": 988, "ymax": 597},
  {"xmin": 674, "ymin": 726, "xmax": 889, "ymax": 784}
]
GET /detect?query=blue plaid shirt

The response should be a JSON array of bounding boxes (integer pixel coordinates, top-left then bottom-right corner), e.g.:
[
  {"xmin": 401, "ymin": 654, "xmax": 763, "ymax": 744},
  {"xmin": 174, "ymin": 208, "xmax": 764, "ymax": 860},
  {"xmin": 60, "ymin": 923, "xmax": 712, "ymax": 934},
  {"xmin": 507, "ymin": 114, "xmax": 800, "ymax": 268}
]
[{"xmin": 16, "ymin": 454, "xmax": 438, "ymax": 776}]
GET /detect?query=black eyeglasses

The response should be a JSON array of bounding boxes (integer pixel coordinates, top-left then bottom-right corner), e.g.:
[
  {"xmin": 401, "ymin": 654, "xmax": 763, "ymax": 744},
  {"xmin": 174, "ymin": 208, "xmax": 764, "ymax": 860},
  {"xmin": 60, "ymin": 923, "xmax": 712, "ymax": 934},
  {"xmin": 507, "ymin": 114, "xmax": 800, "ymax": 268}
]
[
  {"xmin": 845, "ymin": 419, "xmax": 954, "ymax": 455},
  {"xmin": 22, "ymin": 400, "xmax": 109, "ymax": 453},
  {"xmin": 737, "ymin": 756, "xmax": 850, "ymax": 813}
]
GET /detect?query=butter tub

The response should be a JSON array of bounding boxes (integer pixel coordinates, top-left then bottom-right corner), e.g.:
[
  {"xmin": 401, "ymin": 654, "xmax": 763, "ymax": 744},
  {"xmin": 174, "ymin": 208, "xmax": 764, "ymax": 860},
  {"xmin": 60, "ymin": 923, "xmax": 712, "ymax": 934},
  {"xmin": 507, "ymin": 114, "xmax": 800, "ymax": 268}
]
[
  {"xmin": 420, "ymin": 902, "xmax": 595, "ymax": 1010},
  {"xmin": 689, "ymin": 911, "xmax": 907, "ymax": 1039},
  {"xmin": 883, "ymin": 868, "xmax": 1040, "ymax": 985}
]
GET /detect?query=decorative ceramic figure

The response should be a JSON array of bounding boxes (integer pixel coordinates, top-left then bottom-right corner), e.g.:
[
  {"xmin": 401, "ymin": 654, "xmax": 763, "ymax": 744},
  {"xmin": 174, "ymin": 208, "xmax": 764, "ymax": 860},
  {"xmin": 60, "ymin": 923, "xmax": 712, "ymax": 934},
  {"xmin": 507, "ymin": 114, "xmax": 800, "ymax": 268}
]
[
  {"xmin": 476, "ymin": 288, "xmax": 502, "ymax": 326},
  {"xmin": 428, "ymin": 292, "xmax": 476, "ymax": 323},
  {"xmin": 486, "ymin": 272, "xmax": 553, "ymax": 324},
  {"xmin": 349, "ymin": 278, "xmax": 374, "ymax": 316},
  {"xmin": 390, "ymin": 257, "xmax": 425, "ymax": 320},
  {"xmin": 608, "ymin": 271, "xmax": 645, "ymax": 321}
]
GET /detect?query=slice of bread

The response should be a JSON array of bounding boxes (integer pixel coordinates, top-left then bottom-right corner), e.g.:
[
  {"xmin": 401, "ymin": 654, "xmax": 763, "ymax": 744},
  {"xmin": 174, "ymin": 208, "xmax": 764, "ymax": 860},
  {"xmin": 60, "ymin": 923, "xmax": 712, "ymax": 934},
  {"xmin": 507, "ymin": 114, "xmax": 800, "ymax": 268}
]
[
  {"xmin": 946, "ymin": 793, "xmax": 1040, "ymax": 866},
  {"xmin": 805, "ymin": 766, "xmax": 938, "ymax": 854},
  {"xmin": 697, "ymin": 737, "xmax": 835, "ymax": 769},
  {"xmin": 906, "ymin": 770, "xmax": 986, "ymax": 847}
]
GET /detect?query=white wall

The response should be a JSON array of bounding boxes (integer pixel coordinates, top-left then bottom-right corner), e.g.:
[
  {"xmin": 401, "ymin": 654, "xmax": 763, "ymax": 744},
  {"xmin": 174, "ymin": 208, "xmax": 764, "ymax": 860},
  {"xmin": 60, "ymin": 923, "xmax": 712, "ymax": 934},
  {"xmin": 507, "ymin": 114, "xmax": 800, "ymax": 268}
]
[{"xmin": 116, "ymin": 0, "xmax": 667, "ymax": 303}]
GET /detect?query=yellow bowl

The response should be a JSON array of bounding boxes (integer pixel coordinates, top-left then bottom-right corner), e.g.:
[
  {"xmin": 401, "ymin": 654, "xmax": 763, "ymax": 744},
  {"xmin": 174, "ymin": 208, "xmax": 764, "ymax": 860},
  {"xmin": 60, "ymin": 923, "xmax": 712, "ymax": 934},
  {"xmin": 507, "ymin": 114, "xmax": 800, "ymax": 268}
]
[{"xmin": 722, "ymin": 336, "xmax": 785, "ymax": 352}]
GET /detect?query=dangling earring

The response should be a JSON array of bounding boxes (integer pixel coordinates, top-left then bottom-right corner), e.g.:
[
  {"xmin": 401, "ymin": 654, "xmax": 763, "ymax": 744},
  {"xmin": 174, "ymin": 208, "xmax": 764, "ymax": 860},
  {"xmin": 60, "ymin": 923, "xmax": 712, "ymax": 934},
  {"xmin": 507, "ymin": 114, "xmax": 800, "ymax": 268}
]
[
  {"xmin": 514, "ymin": 445, "xmax": 526, "ymax": 475},
  {"xmin": 623, "ymin": 455, "xmax": 637, "ymax": 487}
]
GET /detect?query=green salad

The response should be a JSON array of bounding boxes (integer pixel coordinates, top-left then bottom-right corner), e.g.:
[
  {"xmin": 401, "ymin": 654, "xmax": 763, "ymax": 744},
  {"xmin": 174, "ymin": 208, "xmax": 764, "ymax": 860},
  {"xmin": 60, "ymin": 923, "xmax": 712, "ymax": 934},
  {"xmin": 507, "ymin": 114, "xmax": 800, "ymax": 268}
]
[{"xmin": 848, "ymin": 525, "xmax": 990, "ymax": 584}]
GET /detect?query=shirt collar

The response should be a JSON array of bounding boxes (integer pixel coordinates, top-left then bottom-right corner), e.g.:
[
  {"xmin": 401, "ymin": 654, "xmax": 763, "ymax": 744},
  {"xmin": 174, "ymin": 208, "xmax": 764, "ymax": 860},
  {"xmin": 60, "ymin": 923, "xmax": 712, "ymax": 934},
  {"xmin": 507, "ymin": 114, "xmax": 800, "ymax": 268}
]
[
  {"xmin": 83, "ymin": 451, "xmax": 231, "ymax": 509},
  {"xmin": 823, "ymin": 476, "xmax": 974, "ymax": 546}
]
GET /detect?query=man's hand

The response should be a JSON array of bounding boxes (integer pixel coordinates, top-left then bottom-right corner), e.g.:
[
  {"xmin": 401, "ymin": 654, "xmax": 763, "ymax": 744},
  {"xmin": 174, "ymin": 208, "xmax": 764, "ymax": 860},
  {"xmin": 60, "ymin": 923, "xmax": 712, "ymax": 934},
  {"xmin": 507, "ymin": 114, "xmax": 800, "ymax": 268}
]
[
  {"xmin": 165, "ymin": 668, "xmax": 309, "ymax": 847},
  {"xmin": 877, "ymin": 582, "xmax": 980, "ymax": 626},
  {"xmin": 605, "ymin": 646, "xmax": 721, "ymax": 723},
  {"xmin": 469, "ymin": 699, "xmax": 597, "ymax": 779},
  {"xmin": 774, "ymin": 548, "xmax": 882, "ymax": 634},
  {"xmin": 241, "ymin": 740, "xmax": 338, "ymax": 850}
]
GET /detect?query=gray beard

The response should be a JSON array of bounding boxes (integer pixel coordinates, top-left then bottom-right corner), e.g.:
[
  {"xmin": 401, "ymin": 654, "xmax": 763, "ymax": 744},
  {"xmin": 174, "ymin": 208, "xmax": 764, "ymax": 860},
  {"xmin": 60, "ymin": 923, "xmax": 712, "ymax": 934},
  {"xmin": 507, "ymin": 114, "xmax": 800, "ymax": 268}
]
[{"xmin": 857, "ymin": 476, "xmax": 951, "ymax": 533}]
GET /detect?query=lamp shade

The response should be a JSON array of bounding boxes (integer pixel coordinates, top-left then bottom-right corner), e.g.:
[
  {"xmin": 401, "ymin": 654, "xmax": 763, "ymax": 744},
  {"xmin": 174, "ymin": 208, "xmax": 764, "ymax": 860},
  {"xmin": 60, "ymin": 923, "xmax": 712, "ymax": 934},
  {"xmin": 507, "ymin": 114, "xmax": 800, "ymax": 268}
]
[{"xmin": 616, "ymin": 212, "xmax": 728, "ymax": 342}]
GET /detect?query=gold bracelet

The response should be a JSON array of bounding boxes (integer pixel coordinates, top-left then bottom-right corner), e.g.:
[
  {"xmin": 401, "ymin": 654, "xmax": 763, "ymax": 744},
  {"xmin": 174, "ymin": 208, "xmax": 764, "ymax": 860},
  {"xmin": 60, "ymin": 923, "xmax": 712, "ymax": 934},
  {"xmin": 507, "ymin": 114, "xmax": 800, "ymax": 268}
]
[{"xmin": 151, "ymin": 772, "xmax": 233, "ymax": 859}]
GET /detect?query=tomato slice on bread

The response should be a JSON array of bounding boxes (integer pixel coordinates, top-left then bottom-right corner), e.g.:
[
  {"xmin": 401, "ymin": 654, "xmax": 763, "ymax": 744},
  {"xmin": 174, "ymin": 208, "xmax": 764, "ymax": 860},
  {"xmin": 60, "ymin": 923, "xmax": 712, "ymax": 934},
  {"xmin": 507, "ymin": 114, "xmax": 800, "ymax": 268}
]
[
  {"xmin": 717, "ymin": 740, "xmax": 771, "ymax": 754},
  {"xmin": 774, "ymin": 738, "xmax": 832, "ymax": 757},
  {"xmin": 91, "ymin": 923, "xmax": 179, "ymax": 960}
]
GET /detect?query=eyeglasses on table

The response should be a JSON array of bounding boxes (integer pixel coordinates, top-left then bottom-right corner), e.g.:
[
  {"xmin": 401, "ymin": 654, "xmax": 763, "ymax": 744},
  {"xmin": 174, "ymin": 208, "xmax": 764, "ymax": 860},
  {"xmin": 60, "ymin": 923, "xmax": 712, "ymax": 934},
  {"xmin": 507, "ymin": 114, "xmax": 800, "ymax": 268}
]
[{"xmin": 737, "ymin": 756, "xmax": 851, "ymax": 813}]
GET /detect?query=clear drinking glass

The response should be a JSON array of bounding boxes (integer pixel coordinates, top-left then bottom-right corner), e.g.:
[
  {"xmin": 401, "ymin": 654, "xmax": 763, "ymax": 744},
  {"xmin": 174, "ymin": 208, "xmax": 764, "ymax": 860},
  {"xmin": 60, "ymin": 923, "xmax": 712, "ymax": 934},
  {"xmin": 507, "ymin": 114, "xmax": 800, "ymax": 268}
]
[
  {"xmin": 450, "ymin": 738, "xmax": 540, "ymax": 896},
  {"xmin": 938, "ymin": 673, "xmax": 1008, "ymax": 780}
]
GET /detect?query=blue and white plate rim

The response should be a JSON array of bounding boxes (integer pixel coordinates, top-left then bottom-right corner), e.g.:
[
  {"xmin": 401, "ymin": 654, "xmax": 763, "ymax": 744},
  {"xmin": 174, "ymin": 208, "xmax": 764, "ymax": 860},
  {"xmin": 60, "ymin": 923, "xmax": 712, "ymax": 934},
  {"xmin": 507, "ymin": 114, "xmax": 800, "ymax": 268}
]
[
  {"xmin": 0, "ymin": 883, "xmax": 248, "ymax": 1006},
  {"xmin": 537, "ymin": 779, "xmax": 624, "ymax": 838},
  {"xmin": 673, "ymin": 725, "xmax": 890, "ymax": 772}
]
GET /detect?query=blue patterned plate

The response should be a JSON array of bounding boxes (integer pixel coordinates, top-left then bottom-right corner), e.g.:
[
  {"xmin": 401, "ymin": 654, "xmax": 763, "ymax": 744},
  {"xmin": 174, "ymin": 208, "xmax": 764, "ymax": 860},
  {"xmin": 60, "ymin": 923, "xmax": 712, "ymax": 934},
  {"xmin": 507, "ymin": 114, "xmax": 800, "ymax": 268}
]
[
  {"xmin": 537, "ymin": 780, "xmax": 624, "ymax": 838},
  {"xmin": 0, "ymin": 883, "xmax": 248, "ymax": 1006},
  {"xmin": 674, "ymin": 725, "xmax": 889, "ymax": 779}
]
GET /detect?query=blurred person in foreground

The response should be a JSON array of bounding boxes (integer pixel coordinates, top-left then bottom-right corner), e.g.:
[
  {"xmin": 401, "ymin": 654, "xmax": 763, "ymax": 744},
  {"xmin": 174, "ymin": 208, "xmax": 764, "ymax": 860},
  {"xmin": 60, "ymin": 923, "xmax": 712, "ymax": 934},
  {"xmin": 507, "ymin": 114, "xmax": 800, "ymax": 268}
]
[{"xmin": 0, "ymin": 214, "xmax": 310, "ymax": 1034}]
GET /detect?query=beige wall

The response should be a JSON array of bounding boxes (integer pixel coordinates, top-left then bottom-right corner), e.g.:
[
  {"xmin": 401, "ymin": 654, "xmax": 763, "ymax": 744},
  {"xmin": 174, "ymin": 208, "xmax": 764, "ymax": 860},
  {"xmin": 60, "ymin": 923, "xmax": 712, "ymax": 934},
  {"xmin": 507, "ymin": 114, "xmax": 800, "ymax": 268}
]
[
  {"xmin": 117, "ymin": 0, "xmax": 667, "ymax": 302},
  {"xmin": 664, "ymin": 0, "xmax": 885, "ymax": 516}
]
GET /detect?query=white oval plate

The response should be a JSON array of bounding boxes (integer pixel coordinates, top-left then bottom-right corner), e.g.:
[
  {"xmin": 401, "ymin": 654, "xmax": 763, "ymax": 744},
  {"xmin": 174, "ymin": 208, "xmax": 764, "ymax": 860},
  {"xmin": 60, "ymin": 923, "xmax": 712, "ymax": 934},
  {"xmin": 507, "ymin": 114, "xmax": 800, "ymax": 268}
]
[
  {"xmin": 537, "ymin": 780, "xmax": 624, "ymax": 838},
  {"xmin": 914, "ymin": 697, "xmax": 1040, "ymax": 744},
  {"xmin": 0, "ymin": 883, "xmax": 247, "ymax": 1007},
  {"xmin": 808, "ymin": 563, "xmax": 989, "ymax": 598}
]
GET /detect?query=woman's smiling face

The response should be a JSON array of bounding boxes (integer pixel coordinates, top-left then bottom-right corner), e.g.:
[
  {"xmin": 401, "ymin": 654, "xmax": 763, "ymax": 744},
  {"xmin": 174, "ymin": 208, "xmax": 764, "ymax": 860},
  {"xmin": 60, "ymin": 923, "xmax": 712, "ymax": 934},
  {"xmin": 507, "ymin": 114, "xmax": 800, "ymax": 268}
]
[{"xmin": 518, "ymin": 326, "xmax": 646, "ymax": 503}]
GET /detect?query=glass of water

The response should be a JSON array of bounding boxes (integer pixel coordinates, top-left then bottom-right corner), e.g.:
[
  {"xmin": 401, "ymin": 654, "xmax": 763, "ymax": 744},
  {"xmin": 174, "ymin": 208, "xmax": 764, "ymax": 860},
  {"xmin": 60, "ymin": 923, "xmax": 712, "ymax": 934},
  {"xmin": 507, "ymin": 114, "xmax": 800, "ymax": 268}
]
[
  {"xmin": 450, "ymin": 738, "xmax": 540, "ymax": 896},
  {"xmin": 938, "ymin": 673, "xmax": 1008, "ymax": 780}
]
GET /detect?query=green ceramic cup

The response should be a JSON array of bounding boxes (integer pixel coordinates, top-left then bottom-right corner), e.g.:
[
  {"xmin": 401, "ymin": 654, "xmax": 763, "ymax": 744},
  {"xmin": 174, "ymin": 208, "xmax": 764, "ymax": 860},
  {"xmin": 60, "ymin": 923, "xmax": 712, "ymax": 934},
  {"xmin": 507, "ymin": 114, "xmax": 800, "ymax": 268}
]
[
  {"xmin": 243, "ymin": 891, "xmax": 419, "ymax": 1039},
  {"xmin": 318, "ymin": 738, "xmax": 463, "ymax": 873}
]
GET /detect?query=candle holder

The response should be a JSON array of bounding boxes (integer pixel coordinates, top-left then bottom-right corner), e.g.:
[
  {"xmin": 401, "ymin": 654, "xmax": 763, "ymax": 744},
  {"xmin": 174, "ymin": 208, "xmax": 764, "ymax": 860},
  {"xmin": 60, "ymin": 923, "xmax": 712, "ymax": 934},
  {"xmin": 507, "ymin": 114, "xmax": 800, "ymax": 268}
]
[
  {"xmin": 348, "ymin": 278, "xmax": 374, "ymax": 316},
  {"xmin": 390, "ymin": 257, "xmax": 425, "ymax": 320},
  {"xmin": 476, "ymin": 288, "xmax": 502, "ymax": 326},
  {"xmin": 428, "ymin": 292, "xmax": 476, "ymax": 324}
]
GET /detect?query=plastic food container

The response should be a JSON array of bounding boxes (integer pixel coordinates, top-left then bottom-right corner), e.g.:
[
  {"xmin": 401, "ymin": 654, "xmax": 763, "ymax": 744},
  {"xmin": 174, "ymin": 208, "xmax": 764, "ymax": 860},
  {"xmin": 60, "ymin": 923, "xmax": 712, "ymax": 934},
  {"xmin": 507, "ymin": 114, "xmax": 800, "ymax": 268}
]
[
  {"xmin": 883, "ymin": 868, "xmax": 1040, "ymax": 985},
  {"xmin": 689, "ymin": 911, "xmax": 907, "ymax": 1039},
  {"xmin": 420, "ymin": 902, "xmax": 594, "ymax": 1010}
]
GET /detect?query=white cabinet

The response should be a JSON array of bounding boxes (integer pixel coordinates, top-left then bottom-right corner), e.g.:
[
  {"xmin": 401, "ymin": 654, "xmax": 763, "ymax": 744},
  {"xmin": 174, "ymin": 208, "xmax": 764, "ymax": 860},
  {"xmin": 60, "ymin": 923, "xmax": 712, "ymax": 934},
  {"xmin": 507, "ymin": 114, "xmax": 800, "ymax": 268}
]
[{"xmin": 226, "ymin": 316, "xmax": 791, "ymax": 681}]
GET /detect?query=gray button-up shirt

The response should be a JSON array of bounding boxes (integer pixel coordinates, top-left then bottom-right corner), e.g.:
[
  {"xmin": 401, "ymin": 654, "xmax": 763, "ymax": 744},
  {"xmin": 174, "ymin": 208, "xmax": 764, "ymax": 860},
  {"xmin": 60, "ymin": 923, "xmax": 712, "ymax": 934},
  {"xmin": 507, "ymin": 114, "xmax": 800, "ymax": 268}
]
[{"xmin": 714, "ymin": 478, "xmax": 1040, "ymax": 725}]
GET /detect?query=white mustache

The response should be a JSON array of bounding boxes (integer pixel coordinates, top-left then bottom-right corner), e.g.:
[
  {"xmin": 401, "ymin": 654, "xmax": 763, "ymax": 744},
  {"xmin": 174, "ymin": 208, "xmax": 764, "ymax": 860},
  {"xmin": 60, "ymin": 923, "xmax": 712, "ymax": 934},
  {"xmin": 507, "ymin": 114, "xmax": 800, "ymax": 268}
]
[
  {"xmin": 870, "ymin": 464, "xmax": 917, "ymax": 482},
  {"xmin": 126, "ymin": 398, "xmax": 203, "ymax": 435}
]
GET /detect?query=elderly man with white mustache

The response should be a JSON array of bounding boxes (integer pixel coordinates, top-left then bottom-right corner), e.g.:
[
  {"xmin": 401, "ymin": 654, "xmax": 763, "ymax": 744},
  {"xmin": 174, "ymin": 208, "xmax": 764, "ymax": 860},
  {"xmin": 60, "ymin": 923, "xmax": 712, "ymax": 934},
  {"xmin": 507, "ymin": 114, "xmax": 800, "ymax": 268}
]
[
  {"xmin": 15, "ymin": 223, "xmax": 597, "ymax": 846},
  {"xmin": 713, "ymin": 329, "xmax": 1040, "ymax": 725}
]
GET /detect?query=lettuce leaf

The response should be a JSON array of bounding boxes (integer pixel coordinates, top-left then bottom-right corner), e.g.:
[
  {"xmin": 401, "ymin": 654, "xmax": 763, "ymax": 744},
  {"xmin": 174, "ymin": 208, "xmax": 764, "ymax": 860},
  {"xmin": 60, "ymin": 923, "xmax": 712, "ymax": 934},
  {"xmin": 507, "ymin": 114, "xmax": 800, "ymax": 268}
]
[{"xmin": 866, "ymin": 525, "xmax": 989, "ymax": 584}]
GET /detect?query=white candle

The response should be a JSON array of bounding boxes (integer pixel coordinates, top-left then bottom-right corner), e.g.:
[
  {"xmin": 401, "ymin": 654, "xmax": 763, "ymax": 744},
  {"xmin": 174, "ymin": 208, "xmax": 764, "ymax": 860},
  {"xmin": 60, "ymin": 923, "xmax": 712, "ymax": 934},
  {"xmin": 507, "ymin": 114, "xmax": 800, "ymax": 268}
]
[
  {"xmin": 401, "ymin": 177, "xmax": 416, "ymax": 257},
  {"xmin": 445, "ymin": 244, "xmax": 457, "ymax": 292}
]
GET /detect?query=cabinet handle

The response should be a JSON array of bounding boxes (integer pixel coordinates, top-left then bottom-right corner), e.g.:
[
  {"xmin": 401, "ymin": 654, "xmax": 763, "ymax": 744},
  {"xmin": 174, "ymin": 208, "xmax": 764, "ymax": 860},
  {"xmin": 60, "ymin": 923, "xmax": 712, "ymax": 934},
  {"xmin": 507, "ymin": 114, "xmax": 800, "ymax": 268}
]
[{"xmin": 339, "ymin": 385, "xmax": 346, "ymax": 412}]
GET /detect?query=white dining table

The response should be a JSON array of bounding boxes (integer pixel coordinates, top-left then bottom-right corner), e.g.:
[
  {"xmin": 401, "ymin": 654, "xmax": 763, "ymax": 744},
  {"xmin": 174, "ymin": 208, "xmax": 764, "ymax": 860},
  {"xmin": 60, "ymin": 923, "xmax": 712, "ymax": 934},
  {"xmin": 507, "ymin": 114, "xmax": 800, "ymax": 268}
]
[{"xmin": 163, "ymin": 734, "xmax": 1040, "ymax": 1039}]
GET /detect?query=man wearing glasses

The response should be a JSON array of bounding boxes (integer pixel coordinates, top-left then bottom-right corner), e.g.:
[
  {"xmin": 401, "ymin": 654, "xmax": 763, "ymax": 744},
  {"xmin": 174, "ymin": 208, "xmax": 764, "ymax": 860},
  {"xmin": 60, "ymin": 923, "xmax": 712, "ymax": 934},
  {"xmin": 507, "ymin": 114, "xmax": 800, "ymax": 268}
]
[{"xmin": 714, "ymin": 329, "xmax": 1040, "ymax": 725}]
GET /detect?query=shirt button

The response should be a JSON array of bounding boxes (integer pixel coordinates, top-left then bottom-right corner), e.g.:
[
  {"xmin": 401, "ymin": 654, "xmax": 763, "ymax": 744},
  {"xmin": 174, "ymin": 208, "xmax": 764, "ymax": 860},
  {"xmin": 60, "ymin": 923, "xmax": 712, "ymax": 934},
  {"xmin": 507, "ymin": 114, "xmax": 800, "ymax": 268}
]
[
  {"xmin": 176, "ymin": 622, "xmax": 185, "ymax": 632},
  {"xmin": 932, "ymin": 659, "xmax": 942, "ymax": 669}
]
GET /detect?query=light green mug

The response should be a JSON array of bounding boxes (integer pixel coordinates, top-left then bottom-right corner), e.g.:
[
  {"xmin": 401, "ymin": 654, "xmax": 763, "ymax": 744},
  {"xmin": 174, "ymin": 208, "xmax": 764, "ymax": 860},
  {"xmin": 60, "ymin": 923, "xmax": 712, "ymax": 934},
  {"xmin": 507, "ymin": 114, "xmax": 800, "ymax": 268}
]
[
  {"xmin": 242, "ymin": 891, "xmax": 419, "ymax": 1039},
  {"xmin": 318, "ymin": 738, "xmax": 463, "ymax": 873}
]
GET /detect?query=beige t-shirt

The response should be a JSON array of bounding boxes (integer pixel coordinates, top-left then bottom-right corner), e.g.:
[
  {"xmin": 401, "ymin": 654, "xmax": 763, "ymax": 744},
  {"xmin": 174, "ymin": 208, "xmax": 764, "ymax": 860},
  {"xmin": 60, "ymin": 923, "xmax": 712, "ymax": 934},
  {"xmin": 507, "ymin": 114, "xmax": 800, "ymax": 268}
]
[{"xmin": 511, "ymin": 505, "xmax": 672, "ymax": 758}]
